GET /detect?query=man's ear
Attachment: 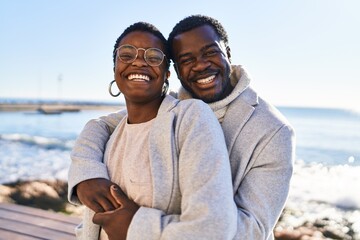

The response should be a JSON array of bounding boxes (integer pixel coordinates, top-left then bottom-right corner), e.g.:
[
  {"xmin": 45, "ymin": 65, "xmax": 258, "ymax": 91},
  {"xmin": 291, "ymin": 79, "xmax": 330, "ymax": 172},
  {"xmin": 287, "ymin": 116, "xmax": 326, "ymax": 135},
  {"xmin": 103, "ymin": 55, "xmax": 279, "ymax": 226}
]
[
  {"xmin": 166, "ymin": 70, "xmax": 170, "ymax": 79},
  {"xmin": 226, "ymin": 46, "xmax": 231, "ymax": 63}
]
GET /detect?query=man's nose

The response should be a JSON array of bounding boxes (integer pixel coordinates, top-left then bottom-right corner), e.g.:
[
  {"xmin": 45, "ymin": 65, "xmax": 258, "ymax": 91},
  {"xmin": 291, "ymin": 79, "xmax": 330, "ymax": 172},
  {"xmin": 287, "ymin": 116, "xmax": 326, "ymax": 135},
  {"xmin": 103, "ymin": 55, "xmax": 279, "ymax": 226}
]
[{"xmin": 192, "ymin": 56, "xmax": 211, "ymax": 71}]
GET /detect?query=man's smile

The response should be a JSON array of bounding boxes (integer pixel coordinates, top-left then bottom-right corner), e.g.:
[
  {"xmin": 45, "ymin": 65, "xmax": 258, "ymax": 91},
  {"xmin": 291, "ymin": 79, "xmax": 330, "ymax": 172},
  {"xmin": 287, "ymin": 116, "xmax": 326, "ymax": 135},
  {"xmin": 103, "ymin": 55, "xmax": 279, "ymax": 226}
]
[{"xmin": 196, "ymin": 75, "xmax": 216, "ymax": 84}]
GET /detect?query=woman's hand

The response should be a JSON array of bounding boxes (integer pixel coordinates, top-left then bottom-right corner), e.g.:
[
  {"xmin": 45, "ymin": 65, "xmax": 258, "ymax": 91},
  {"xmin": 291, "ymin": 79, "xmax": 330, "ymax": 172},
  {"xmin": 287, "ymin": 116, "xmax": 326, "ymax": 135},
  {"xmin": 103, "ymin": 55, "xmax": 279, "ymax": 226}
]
[
  {"xmin": 76, "ymin": 178, "xmax": 121, "ymax": 212},
  {"xmin": 93, "ymin": 185, "xmax": 140, "ymax": 240}
]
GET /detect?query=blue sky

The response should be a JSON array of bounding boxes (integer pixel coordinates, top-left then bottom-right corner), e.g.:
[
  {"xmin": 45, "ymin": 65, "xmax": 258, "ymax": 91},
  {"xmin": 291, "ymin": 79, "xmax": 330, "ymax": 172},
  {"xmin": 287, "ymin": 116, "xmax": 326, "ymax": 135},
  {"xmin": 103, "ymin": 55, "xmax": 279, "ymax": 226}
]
[{"xmin": 1, "ymin": 0, "xmax": 359, "ymax": 110}]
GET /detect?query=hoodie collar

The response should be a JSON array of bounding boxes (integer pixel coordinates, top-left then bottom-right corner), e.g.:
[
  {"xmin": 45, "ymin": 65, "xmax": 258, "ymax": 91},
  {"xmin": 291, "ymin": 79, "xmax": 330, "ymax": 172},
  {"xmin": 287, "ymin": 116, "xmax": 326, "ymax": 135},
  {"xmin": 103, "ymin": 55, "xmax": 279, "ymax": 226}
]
[{"xmin": 177, "ymin": 65, "xmax": 251, "ymax": 121}]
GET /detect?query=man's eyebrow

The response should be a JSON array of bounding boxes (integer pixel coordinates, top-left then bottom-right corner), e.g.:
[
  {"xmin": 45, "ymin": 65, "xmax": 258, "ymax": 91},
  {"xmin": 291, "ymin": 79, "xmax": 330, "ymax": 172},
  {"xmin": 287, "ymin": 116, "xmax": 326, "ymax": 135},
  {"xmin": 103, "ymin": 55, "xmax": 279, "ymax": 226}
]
[
  {"xmin": 178, "ymin": 52, "xmax": 192, "ymax": 60},
  {"xmin": 201, "ymin": 43, "xmax": 218, "ymax": 52},
  {"xmin": 177, "ymin": 43, "xmax": 219, "ymax": 60}
]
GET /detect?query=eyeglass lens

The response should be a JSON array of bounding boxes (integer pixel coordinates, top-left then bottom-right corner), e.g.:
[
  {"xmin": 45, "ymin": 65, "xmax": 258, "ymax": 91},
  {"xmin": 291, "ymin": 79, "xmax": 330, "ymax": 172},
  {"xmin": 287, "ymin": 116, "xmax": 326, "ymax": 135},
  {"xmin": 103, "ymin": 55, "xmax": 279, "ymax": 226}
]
[{"xmin": 117, "ymin": 45, "xmax": 164, "ymax": 66}]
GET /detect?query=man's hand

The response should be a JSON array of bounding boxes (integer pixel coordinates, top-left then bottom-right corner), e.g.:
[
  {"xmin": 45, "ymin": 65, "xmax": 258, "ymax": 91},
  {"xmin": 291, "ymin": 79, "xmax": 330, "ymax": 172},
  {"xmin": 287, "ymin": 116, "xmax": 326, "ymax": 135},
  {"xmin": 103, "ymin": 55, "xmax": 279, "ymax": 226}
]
[
  {"xmin": 93, "ymin": 185, "xmax": 139, "ymax": 240},
  {"xmin": 76, "ymin": 178, "xmax": 120, "ymax": 213}
]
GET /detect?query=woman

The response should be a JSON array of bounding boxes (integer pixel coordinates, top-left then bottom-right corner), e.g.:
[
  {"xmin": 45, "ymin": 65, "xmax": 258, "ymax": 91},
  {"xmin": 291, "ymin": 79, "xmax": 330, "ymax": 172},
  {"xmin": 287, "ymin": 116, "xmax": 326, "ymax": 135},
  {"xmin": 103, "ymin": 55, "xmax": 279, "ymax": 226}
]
[{"xmin": 73, "ymin": 22, "xmax": 236, "ymax": 240}]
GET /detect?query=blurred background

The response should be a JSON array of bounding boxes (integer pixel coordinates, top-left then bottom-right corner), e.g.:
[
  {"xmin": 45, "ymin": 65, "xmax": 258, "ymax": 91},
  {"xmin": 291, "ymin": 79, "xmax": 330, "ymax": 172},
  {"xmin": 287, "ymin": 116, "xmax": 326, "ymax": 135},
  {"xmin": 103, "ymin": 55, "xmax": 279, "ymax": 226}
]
[{"xmin": 1, "ymin": 1, "xmax": 359, "ymax": 239}]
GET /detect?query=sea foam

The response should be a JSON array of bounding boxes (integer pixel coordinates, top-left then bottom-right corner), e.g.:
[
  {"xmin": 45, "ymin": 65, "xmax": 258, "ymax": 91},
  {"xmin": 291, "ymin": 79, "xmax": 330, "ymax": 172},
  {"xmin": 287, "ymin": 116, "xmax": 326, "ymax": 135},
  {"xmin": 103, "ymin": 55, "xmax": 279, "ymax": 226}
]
[{"xmin": 289, "ymin": 160, "xmax": 360, "ymax": 210}]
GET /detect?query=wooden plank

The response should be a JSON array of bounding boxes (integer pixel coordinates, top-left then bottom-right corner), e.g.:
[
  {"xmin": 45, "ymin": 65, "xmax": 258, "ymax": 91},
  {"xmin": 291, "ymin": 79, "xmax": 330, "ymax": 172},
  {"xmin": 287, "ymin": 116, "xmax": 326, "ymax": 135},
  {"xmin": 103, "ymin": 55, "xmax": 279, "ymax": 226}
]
[
  {"xmin": 0, "ymin": 203, "xmax": 81, "ymax": 240},
  {"xmin": 0, "ymin": 208, "xmax": 76, "ymax": 234},
  {"xmin": 0, "ymin": 203, "xmax": 80, "ymax": 224},
  {"xmin": 0, "ymin": 218, "xmax": 74, "ymax": 240},
  {"xmin": 0, "ymin": 218, "xmax": 75, "ymax": 240},
  {"xmin": 0, "ymin": 229, "xmax": 39, "ymax": 240}
]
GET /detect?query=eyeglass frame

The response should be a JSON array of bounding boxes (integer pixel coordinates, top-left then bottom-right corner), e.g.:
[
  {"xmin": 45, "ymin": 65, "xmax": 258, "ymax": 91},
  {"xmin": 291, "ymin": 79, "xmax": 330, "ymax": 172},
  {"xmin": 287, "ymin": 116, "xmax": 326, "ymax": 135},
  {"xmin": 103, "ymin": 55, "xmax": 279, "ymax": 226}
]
[{"xmin": 115, "ymin": 44, "xmax": 166, "ymax": 67}]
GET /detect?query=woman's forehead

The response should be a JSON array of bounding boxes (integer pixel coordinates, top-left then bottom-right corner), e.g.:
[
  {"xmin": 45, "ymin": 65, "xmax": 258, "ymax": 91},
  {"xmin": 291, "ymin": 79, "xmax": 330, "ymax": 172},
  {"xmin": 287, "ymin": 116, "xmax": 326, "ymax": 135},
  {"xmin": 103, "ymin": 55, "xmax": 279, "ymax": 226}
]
[{"xmin": 119, "ymin": 31, "xmax": 164, "ymax": 49}]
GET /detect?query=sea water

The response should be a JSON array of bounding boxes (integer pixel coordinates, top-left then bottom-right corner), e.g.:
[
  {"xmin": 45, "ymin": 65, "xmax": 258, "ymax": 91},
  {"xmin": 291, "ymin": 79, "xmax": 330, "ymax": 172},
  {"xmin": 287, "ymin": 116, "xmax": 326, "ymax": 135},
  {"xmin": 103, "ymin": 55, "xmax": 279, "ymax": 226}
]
[
  {"xmin": 0, "ymin": 110, "xmax": 113, "ymax": 183},
  {"xmin": 1, "ymin": 106, "xmax": 360, "ymax": 234},
  {"xmin": 279, "ymin": 108, "xmax": 360, "ymax": 207},
  {"xmin": 277, "ymin": 107, "xmax": 360, "ymax": 236}
]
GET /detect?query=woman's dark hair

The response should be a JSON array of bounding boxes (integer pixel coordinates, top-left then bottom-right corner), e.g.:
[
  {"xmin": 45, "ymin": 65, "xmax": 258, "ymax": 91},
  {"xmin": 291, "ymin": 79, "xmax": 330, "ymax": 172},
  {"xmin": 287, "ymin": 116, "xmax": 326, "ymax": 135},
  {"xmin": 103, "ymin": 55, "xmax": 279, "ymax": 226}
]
[
  {"xmin": 113, "ymin": 22, "xmax": 170, "ymax": 69},
  {"xmin": 168, "ymin": 15, "xmax": 229, "ymax": 60}
]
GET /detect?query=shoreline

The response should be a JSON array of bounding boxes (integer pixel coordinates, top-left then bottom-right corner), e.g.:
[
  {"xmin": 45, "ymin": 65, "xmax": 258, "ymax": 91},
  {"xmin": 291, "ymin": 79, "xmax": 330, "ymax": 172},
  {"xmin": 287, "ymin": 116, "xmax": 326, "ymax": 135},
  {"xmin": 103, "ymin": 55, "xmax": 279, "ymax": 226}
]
[
  {"xmin": 0, "ymin": 103, "xmax": 122, "ymax": 112},
  {"xmin": 1, "ymin": 179, "xmax": 358, "ymax": 239}
]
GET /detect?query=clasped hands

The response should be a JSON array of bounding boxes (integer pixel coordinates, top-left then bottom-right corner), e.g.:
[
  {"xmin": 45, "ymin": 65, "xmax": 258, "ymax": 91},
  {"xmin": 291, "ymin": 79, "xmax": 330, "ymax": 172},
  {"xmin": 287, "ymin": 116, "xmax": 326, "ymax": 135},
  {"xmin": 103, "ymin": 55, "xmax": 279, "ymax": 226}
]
[{"xmin": 76, "ymin": 178, "xmax": 139, "ymax": 240}]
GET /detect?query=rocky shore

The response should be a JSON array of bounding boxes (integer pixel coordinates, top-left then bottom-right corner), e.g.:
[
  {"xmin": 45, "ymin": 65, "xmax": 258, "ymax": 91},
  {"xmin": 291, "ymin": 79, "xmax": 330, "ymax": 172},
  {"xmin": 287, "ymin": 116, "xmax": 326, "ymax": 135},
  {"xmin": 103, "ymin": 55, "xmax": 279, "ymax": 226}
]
[
  {"xmin": 274, "ymin": 207, "xmax": 358, "ymax": 240},
  {"xmin": 0, "ymin": 180, "xmax": 358, "ymax": 239},
  {"xmin": 0, "ymin": 180, "xmax": 84, "ymax": 217}
]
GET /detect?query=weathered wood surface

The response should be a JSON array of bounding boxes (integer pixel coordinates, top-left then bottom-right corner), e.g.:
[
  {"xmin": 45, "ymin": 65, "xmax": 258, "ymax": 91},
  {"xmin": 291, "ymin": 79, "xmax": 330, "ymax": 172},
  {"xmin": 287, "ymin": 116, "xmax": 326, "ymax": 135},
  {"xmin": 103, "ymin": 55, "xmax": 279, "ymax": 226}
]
[{"xmin": 0, "ymin": 203, "xmax": 81, "ymax": 240}]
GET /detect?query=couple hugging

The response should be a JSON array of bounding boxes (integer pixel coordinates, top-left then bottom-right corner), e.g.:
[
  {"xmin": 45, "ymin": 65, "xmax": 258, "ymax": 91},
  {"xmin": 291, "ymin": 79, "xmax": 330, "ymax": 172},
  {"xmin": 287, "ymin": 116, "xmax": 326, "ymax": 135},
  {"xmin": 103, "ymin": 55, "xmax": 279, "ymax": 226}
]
[{"xmin": 68, "ymin": 14, "xmax": 295, "ymax": 240}]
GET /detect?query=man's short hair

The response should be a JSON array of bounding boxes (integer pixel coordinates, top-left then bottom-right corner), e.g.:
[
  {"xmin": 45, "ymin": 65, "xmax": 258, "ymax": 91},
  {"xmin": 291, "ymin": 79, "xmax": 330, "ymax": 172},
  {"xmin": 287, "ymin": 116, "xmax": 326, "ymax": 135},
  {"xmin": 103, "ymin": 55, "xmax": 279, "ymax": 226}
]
[{"xmin": 168, "ymin": 15, "xmax": 229, "ymax": 60}]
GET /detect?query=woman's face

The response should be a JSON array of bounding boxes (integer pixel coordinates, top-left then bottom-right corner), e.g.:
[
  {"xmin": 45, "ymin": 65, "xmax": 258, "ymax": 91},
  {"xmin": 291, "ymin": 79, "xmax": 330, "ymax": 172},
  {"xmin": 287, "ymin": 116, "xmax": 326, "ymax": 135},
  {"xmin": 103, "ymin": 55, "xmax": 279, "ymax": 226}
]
[{"xmin": 114, "ymin": 31, "xmax": 169, "ymax": 104}]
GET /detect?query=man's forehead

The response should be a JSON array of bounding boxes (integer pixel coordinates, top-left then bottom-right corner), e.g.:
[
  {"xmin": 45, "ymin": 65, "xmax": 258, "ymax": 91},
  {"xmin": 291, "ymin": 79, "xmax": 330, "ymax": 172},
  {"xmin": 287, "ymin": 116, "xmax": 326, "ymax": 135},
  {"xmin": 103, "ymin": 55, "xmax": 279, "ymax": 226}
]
[
  {"xmin": 174, "ymin": 25, "xmax": 219, "ymax": 42},
  {"xmin": 173, "ymin": 25, "xmax": 222, "ymax": 53}
]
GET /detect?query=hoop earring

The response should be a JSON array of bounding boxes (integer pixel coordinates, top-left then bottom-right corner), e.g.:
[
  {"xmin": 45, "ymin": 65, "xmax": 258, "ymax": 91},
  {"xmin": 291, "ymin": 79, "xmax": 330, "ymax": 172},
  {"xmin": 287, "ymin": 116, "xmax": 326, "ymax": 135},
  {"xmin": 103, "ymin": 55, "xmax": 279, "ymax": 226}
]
[
  {"xmin": 162, "ymin": 80, "xmax": 169, "ymax": 96},
  {"xmin": 108, "ymin": 80, "xmax": 121, "ymax": 97}
]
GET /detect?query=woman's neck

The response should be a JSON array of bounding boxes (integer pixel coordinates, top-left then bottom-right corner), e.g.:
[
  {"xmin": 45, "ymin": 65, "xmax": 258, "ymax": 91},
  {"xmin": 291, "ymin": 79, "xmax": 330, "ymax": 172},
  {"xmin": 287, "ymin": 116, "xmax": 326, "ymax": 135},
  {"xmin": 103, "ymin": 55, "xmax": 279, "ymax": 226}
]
[{"xmin": 125, "ymin": 97, "xmax": 163, "ymax": 124}]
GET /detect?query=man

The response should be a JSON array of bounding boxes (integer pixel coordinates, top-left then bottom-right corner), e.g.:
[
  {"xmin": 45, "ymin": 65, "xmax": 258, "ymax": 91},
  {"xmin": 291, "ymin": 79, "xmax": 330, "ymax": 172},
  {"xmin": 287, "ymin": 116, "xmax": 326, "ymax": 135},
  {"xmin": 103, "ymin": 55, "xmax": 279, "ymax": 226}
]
[{"xmin": 68, "ymin": 15, "xmax": 295, "ymax": 239}]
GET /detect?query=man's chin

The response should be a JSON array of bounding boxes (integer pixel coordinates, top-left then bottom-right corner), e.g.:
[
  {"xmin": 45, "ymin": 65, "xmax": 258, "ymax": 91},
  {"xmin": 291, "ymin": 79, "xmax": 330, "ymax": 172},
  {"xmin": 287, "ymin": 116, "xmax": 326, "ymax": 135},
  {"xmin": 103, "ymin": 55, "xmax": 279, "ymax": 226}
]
[
  {"xmin": 183, "ymin": 86, "xmax": 220, "ymax": 103},
  {"xmin": 195, "ymin": 93, "xmax": 220, "ymax": 103}
]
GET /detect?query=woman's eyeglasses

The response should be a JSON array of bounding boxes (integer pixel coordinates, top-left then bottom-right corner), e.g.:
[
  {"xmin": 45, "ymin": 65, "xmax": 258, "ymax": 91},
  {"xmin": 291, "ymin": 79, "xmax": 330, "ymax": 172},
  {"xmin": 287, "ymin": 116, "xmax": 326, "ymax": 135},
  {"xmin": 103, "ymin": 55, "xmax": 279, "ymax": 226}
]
[{"xmin": 116, "ymin": 44, "xmax": 166, "ymax": 67}]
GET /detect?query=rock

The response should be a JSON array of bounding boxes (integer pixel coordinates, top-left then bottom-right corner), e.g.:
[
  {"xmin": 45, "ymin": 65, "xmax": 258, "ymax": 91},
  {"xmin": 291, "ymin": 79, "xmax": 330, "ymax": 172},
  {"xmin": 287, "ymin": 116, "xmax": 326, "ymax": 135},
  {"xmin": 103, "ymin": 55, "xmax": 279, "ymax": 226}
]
[
  {"xmin": 1, "ymin": 180, "xmax": 82, "ymax": 215},
  {"xmin": 0, "ymin": 185, "xmax": 13, "ymax": 203},
  {"xmin": 274, "ymin": 207, "xmax": 358, "ymax": 240},
  {"xmin": 274, "ymin": 227, "xmax": 326, "ymax": 240}
]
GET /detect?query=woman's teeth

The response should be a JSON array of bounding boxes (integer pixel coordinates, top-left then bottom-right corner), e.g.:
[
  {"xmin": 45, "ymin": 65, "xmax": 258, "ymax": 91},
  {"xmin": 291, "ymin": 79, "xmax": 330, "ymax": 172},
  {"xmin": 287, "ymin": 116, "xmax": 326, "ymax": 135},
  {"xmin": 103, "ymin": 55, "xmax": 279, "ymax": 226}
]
[{"xmin": 128, "ymin": 74, "xmax": 150, "ymax": 81}]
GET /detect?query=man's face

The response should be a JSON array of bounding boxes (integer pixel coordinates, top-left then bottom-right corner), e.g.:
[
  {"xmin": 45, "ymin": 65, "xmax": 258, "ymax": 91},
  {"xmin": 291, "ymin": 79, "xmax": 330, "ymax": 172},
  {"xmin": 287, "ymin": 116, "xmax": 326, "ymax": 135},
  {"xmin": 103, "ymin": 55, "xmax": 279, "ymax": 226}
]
[{"xmin": 172, "ymin": 25, "xmax": 232, "ymax": 103}]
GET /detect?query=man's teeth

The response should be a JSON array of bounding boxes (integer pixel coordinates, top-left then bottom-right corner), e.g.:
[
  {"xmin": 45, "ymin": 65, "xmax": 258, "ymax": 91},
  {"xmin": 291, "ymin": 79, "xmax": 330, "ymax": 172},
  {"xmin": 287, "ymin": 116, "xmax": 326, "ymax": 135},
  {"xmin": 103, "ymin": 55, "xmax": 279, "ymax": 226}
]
[
  {"xmin": 128, "ymin": 74, "xmax": 150, "ymax": 81},
  {"xmin": 196, "ymin": 75, "xmax": 215, "ymax": 84}
]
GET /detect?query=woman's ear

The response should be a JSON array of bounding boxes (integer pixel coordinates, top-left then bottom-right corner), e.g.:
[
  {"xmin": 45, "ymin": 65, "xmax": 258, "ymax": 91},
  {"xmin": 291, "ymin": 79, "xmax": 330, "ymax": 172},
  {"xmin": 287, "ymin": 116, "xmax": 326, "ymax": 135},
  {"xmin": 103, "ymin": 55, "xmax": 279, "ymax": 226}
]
[{"xmin": 166, "ymin": 70, "xmax": 170, "ymax": 80}]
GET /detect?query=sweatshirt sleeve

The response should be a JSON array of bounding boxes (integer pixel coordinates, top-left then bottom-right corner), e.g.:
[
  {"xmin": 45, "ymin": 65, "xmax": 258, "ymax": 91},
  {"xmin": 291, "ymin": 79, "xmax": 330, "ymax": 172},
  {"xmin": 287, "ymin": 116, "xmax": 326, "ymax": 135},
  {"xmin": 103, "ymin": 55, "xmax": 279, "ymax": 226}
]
[
  {"xmin": 234, "ymin": 124, "xmax": 295, "ymax": 239},
  {"xmin": 67, "ymin": 110, "xmax": 126, "ymax": 205},
  {"xmin": 126, "ymin": 100, "xmax": 237, "ymax": 240}
]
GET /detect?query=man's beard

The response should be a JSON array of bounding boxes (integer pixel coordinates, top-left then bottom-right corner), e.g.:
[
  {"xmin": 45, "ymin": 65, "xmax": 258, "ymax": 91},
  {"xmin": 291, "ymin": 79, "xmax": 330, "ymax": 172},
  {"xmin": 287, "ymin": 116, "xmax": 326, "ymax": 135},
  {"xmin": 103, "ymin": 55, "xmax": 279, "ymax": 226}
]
[{"xmin": 186, "ymin": 64, "xmax": 232, "ymax": 103}]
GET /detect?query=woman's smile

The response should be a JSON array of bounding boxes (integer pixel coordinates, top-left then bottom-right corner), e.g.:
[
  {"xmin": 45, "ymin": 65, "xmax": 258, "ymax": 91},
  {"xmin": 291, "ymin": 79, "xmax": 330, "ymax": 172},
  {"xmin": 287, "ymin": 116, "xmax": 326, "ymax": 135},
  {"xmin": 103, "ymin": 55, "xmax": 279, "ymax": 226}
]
[{"xmin": 127, "ymin": 74, "xmax": 150, "ymax": 82}]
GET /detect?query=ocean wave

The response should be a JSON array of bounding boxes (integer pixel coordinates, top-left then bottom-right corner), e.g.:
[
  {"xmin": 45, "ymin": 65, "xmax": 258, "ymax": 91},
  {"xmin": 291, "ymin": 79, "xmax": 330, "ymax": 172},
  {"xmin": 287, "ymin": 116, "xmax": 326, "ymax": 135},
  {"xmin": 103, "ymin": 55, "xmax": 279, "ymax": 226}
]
[
  {"xmin": 289, "ymin": 160, "xmax": 360, "ymax": 210},
  {"xmin": 0, "ymin": 133, "xmax": 74, "ymax": 150},
  {"xmin": 297, "ymin": 147, "xmax": 360, "ymax": 166}
]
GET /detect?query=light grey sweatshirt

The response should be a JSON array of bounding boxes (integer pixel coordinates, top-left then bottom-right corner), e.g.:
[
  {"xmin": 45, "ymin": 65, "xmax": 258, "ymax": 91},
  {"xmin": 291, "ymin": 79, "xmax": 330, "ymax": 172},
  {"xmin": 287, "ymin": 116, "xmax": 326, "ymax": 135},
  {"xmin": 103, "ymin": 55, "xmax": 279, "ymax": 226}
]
[{"xmin": 69, "ymin": 95, "xmax": 237, "ymax": 240}]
